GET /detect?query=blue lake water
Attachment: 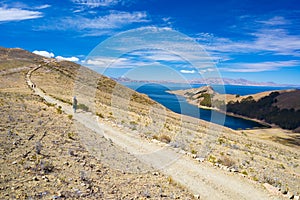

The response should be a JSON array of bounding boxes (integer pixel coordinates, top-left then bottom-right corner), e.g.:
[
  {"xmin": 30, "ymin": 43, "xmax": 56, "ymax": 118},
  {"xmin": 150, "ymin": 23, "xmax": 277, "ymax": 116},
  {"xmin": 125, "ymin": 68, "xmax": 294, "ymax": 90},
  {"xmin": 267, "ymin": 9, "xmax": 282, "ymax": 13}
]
[{"xmin": 121, "ymin": 82, "xmax": 297, "ymax": 130}]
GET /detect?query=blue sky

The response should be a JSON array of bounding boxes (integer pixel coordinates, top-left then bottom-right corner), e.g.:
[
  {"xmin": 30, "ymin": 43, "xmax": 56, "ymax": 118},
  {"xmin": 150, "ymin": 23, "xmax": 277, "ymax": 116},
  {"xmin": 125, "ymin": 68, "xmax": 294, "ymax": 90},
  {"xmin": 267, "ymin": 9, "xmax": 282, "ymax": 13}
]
[{"xmin": 0, "ymin": 0, "xmax": 300, "ymax": 84}]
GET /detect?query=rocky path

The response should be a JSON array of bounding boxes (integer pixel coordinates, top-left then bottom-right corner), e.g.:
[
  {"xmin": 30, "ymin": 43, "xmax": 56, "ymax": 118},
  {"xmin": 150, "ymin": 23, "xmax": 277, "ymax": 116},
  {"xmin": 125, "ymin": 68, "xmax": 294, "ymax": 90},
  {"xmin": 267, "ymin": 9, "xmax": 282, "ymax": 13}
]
[{"xmin": 26, "ymin": 66, "xmax": 283, "ymax": 200}]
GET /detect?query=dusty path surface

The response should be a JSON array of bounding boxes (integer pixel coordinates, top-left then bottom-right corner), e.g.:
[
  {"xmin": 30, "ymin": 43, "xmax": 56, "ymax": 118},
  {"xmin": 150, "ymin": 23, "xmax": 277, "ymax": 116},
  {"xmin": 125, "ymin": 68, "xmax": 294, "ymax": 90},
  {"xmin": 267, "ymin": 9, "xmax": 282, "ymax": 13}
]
[{"xmin": 26, "ymin": 66, "xmax": 283, "ymax": 200}]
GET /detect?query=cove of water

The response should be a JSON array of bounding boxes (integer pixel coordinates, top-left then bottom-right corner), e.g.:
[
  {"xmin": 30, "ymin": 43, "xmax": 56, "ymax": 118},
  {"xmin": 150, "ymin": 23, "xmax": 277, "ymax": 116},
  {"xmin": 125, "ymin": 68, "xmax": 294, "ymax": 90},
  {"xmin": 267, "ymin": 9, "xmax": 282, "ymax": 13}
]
[{"xmin": 121, "ymin": 82, "xmax": 295, "ymax": 130}]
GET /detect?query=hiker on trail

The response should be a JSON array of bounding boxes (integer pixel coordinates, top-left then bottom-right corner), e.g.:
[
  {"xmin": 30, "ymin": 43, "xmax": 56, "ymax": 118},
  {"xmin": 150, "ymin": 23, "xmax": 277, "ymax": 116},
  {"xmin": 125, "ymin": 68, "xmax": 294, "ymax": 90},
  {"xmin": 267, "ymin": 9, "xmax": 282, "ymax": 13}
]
[{"xmin": 73, "ymin": 96, "xmax": 77, "ymax": 113}]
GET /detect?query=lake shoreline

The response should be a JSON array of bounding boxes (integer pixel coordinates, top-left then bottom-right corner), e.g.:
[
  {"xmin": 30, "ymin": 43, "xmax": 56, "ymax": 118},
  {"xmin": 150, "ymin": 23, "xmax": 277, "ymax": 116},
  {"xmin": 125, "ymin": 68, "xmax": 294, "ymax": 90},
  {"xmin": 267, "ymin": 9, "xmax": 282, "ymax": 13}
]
[{"xmin": 167, "ymin": 90, "xmax": 273, "ymax": 129}]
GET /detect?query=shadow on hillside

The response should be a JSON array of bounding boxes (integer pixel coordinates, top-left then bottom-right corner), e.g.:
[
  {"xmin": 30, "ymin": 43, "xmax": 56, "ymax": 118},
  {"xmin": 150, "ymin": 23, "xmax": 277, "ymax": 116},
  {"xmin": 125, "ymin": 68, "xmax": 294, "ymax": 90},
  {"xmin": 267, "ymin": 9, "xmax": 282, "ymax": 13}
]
[{"xmin": 271, "ymin": 134, "xmax": 300, "ymax": 147}]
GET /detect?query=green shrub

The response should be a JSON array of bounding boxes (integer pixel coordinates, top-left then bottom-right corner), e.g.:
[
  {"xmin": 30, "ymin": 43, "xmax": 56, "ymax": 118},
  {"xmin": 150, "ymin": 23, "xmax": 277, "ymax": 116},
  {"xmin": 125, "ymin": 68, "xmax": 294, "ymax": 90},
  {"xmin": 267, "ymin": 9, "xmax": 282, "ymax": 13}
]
[
  {"xmin": 191, "ymin": 149, "xmax": 197, "ymax": 154},
  {"xmin": 241, "ymin": 170, "xmax": 248, "ymax": 176},
  {"xmin": 67, "ymin": 132, "xmax": 75, "ymax": 140},
  {"xmin": 56, "ymin": 106, "xmax": 62, "ymax": 114},
  {"xmin": 208, "ymin": 155, "xmax": 217, "ymax": 163}
]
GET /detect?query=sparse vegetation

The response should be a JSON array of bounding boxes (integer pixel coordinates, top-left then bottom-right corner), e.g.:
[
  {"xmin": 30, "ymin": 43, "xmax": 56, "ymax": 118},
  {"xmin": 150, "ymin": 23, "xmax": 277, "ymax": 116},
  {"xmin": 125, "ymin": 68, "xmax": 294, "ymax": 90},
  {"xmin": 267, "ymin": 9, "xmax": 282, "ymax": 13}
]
[
  {"xmin": 241, "ymin": 170, "xmax": 248, "ymax": 176},
  {"xmin": 56, "ymin": 105, "xmax": 62, "ymax": 114},
  {"xmin": 153, "ymin": 135, "xmax": 159, "ymax": 140},
  {"xmin": 159, "ymin": 134, "xmax": 171, "ymax": 143},
  {"xmin": 2, "ymin": 47, "xmax": 299, "ymax": 198},
  {"xmin": 208, "ymin": 155, "xmax": 217, "ymax": 164},
  {"xmin": 45, "ymin": 102, "xmax": 55, "ymax": 107},
  {"xmin": 227, "ymin": 91, "xmax": 300, "ymax": 131},
  {"xmin": 217, "ymin": 137, "xmax": 226, "ymax": 145},
  {"xmin": 77, "ymin": 103, "xmax": 89, "ymax": 112},
  {"xmin": 219, "ymin": 156, "xmax": 236, "ymax": 167},
  {"xmin": 67, "ymin": 132, "xmax": 75, "ymax": 140},
  {"xmin": 50, "ymin": 95, "xmax": 72, "ymax": 105},
  {"xmin": 191, "ymin": 149, "xmax": 197, "ymax": 154},
  {"xmin": 96, "ymin": 112, "xmax": 104, "ymax": 118}
]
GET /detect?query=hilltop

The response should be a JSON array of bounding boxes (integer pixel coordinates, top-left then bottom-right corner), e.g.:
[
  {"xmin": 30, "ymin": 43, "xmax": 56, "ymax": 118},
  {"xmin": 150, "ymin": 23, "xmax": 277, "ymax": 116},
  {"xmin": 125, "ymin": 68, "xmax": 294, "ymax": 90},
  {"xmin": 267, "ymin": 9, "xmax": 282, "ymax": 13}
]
[{"xmin": 1, "ymin": 47, "xmax": 300, "ymax": 199}]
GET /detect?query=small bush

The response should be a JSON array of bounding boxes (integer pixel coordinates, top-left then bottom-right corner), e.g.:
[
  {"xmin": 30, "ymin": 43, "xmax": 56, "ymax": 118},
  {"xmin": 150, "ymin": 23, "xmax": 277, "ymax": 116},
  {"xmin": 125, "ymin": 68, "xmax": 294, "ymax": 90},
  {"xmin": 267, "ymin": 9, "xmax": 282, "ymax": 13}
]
[
  {"xmin": 130, "ymin": 121, "xmax": 138, "ymax": 125},
  {"xmin": 167, "ymin": 176, "xmax": 174, "ymax": 184},
  {"xmin": 96, "ymin": 112, "xmax": 104, "ymax": 118},
  {"xmin": 159, "ymin": 134, "xmax": 171, "ymax": 143},
  {"xmin": 217, "ymin": 137, "xmax": 226, "ymax": 145},
  {"xmin": 78, "ymin": 103, "xmax": 89, "ymax": 112},
  {"xmin": 252, "ymin": 176, "xmax": 259, "ymax": 181},
  {"xmin": 153, "ymin": 135, "xmax": 159, "ymax": 140},
  {"xmin": 45, "ymin": 102, "xmax": 55, "ymax": 107},
  {"xmin": 219, "ymin": 156, "xmax": 235, "ymax": 167},
  {"xmin": 241, "ymin": 170, "xmax": 248, "ymax": 176},
  {"xmin": 208, "ymin": 155, "xmax": 217, "ymax": 163},
  {"xmin": 68, "ymin": 115, "xmax": 73, "ymax": 120},
  {"xmin": 279, "ymin": 163, "xmax": 285, "ymax": 169},
  {"xmin": 67, "ymin": 132, "xmax": 75, "ymax": 140},
  {"xmin": 191, "ymin": 149, "xmax": 197, "ymax": 154},
  {"xmin": 56, "ymin": 106, "xmax": 62, "ymax": 114}
]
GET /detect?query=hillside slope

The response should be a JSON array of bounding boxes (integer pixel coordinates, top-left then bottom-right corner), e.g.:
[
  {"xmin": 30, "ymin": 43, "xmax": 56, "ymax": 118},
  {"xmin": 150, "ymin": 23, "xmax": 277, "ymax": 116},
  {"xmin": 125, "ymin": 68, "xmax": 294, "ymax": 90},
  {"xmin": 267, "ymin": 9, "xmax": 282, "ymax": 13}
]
[
  {"xmin": 1, "ymin": 47, "xmax": 300, "ymax": 199},
  {"xmin": 227, "ymin": 90, "xmax": 300, "ymax": 132},
  {"xmin": 0, "ymin": 47, "xmax": 194, "ymax": 199}
]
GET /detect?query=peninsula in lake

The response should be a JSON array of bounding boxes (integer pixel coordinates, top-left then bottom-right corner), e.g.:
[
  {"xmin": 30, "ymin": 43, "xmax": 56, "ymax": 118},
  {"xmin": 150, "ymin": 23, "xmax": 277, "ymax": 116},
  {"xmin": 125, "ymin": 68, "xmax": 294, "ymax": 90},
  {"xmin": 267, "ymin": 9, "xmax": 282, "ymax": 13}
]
[{"xmin": 169, "ymin": 85, "xmax": 300, "ymax": 133}]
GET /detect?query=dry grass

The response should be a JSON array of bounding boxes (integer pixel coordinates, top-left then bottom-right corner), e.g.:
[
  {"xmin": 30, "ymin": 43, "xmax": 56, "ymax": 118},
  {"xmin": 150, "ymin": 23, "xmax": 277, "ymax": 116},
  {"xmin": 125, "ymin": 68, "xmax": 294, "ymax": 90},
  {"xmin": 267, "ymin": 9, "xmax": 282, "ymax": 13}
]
[{"xmin": 2, "ymin": 47, "xmax": 299, "ymax": 195}]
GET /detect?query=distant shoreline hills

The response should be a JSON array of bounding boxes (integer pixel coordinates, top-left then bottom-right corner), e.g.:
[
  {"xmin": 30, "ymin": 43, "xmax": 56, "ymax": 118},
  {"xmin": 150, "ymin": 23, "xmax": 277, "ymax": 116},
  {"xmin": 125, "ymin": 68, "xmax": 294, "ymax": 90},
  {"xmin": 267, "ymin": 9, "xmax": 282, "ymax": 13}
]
[{"xmin": 114, "ymin": 77, "xmax": 299, "ymax": 87}]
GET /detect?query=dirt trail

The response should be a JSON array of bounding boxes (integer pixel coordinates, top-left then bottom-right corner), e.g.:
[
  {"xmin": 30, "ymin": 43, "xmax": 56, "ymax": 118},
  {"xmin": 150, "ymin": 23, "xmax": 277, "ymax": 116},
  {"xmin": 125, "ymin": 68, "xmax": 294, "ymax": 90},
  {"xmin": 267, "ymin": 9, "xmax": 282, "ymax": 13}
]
[{"xmin": 26, "ymin": 66, "xmax": 283, "ymax": 200}]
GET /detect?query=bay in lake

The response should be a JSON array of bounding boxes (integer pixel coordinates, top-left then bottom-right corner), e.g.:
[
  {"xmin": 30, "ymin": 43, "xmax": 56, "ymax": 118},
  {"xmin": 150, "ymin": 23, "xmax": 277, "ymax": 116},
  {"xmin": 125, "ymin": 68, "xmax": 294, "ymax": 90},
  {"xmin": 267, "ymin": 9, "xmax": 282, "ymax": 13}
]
[{"xmin": 121, "ymin": 82, "xmax": 297, "ymax": 130}]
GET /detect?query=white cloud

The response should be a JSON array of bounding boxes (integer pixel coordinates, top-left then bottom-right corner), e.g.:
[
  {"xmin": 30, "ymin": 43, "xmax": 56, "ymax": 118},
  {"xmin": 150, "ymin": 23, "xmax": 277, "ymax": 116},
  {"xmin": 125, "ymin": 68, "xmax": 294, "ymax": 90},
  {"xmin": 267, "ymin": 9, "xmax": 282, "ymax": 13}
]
[
  {"xmin": 71, "ymin": 0, "xmax": 118, "ymax": 7},
  {"xmin": 56, "ymin": 56, "xmax": 79, "ymax": 62},
  {"xmin": 200, "ymin": 28, "xmax": 300, "ymax": 58},
  {"xmin": 0, "ymin": 7, "xmax": 43, "ymax": 22},
  {"xmin": 220, "ymin": 60, "xmax": 300, "ymax": 72},
  {"xmin": 85, "ymin": 57, "xmax": 129, "ymax": 67},
  {"xmin": 33, "ymin": 50, "xmax": 54, "ymax": 58},
  {"xmin": 257, "ymin": 16, "xmax": 289, "ymax": 26},
  {"xmin": 197, "ymin": 16, "xmax": 300, "ymax": 59},
  {"xmin": 51, "ymin": 11, "xmax": 148, "ymax": 32},
  {"xmin": 35, "ymin": 4, "xmax": 51, "ymax": 10},
  {"xmin": 84, "ymin": 27, "xmax": 217, "ymax": 73},
  {"xmin": 199, "ymin": 68, "xmax": 216, "ymax": 74},
  {"xmin": 180, "ymin": 69, "xmax": 196, "ymax": 74}
]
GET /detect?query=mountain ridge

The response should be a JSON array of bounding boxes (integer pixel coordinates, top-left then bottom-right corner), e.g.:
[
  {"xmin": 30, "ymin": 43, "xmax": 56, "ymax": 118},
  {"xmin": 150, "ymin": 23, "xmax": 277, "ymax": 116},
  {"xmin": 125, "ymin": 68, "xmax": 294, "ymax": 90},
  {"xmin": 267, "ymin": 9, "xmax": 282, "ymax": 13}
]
[{"xmin": 114, "ymin": 76, "xmax": 299, "ymax": 87}]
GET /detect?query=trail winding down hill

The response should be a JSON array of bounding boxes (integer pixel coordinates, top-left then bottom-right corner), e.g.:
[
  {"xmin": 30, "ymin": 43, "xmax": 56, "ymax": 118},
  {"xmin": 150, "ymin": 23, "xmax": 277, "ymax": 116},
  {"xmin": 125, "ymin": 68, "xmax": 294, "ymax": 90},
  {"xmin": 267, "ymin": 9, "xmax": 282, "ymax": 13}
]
[{"xmin": 26, "ymin": 66, "xmax": 283, "ymax": 200}]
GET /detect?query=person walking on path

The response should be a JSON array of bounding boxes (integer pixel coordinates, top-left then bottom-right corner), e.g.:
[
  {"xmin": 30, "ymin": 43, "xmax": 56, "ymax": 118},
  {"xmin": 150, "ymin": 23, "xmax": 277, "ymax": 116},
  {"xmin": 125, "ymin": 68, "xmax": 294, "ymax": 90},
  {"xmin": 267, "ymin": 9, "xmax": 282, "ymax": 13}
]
[{"xmin": 73, "ymin": 96, "xmax": 78, "ymax": 113}]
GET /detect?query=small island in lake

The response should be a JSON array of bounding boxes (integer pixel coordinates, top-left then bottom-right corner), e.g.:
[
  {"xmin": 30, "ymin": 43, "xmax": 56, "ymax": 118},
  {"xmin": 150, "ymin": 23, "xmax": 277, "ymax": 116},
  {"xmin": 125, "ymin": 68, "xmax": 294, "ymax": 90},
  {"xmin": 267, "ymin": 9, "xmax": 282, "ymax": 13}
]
[{"xmin": 169, "ymin": 85, "xmax": 300, "ymax": 133}]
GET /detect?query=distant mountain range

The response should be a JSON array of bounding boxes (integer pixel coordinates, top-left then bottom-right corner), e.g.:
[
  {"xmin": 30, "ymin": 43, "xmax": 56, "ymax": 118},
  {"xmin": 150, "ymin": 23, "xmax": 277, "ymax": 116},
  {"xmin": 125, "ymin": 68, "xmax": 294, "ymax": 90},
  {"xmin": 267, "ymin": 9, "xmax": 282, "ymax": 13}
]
[{"xmin": 114, "ymin": 77, "xmax": 299, "ymax": 87}]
